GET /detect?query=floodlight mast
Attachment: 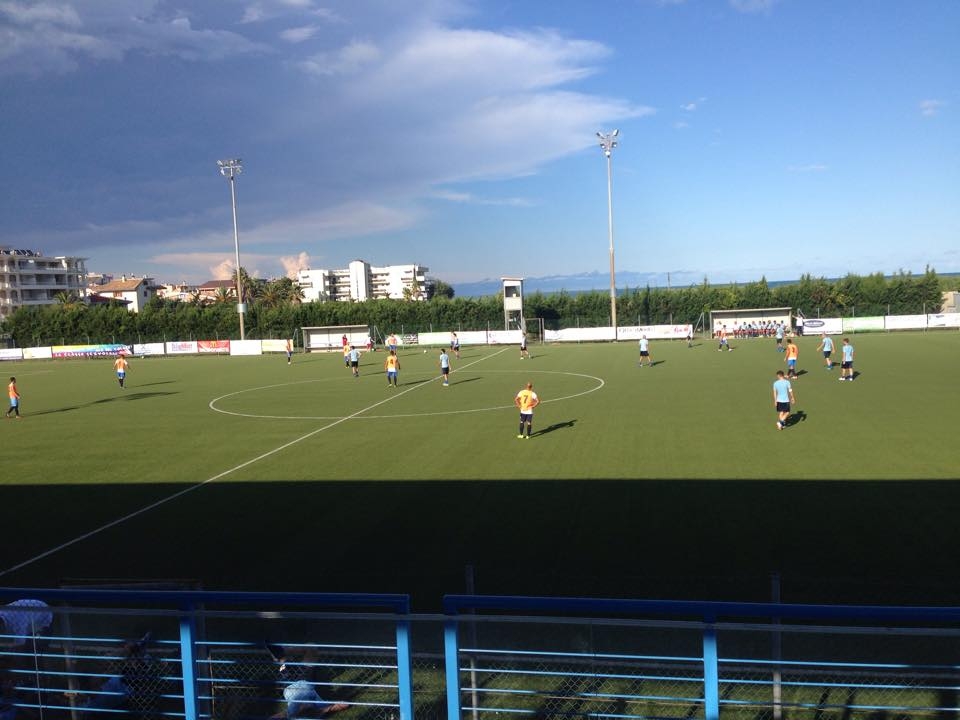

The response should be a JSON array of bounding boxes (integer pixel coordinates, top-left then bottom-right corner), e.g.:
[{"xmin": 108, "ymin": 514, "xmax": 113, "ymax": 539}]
[
  {"xmin": 217, "ymin": 158, "xmax": 245, "ymax": 341},
  {"xmin": 597, "ymin": 130, "xmax": 619, "ymax": 340}
]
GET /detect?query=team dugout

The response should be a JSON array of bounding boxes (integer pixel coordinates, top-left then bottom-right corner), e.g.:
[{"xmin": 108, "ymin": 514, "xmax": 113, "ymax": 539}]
[{"xmin": 710, "ymin": 307, "xmax": 793, "ymax": 337}]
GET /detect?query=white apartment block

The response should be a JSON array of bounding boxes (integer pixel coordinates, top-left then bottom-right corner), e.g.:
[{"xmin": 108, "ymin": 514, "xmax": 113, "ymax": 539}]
[
  {"xmin": 297, "ymin": 260, "xmax": 429, "ymax": 302},
  {"xmin": 0, "ymin": 247, "xmax": 87, "ymax": 320}
]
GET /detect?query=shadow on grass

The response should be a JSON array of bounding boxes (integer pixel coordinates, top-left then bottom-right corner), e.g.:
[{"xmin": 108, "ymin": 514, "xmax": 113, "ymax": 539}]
[
  {"xmin": 134, "ymin": 380, "xmax": 177, "ymax": 388},
  {"xmin": 533, "ymin": 419, "xmax": 577, "ymax": 436},
  {"xmin": 451, "ymin": 377, "xmax": 481, "ymax": 386},
  {"xmin": 785, "ymin": 410, "xmax": 807, "ymax": 427},
  {"xmin": 29, "ymin": 391, "xmax": 179, "ymax": 415}
]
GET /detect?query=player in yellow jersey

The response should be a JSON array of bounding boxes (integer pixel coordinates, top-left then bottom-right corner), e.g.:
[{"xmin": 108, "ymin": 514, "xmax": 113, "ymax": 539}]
[
  {"xmin": 113, "ymin": 355, "xmax": 129, "ymax": 388},
  {"xmin": 514, "ymin": 382, "xmax": 540, "ymax": 439},
  {"xmin": 784, "ymin": 338, "xmax": 799, "ymax": 379},
  {"xmin": 6, "ymin": 376, "xmax": 20, "ymax": 419},
  {"xmin": 384, "ymin": 350, "xmax": 400, "ymax": 387}
]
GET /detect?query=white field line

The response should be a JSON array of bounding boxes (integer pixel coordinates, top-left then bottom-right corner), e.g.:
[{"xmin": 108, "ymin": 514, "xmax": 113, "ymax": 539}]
[{"xmin": 0, "ymin": 347, "xmax": 509, "ymax": 578}]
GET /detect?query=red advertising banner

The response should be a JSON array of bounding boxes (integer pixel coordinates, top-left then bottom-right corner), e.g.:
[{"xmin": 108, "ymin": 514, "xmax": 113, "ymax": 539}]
[{"xmin": 198, "ymin": 340, "xmax": 230, "ymax": 353}]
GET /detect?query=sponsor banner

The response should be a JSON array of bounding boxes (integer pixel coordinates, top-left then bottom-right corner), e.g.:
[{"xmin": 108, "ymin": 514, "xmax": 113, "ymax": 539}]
[
  {"xmin": 400, "ymin": 334, "xmax": 417, "ymax": 346},
  {"xmin": 488, "ymin": 330, "xmax": 524, "ymax": 345},
  {"xmin": 166, "ymin": 341, "xmax": 198, "ymax": 355},
  {"xmin": 885, "ymin": 314, "xmax": 927, "ymax": 330},
  {"xmin": 798, "ymin": 318, "xmax": 843, "ymax": 335},
  {"xmin": 133, "ymin": 343, "xmax": 166, "ymax": 356},
  {"xmin": 198, "ymin": 340, "xmax": 229, "ymax": 354},
  {"xmin": 261, "ymin": 339, "xmax": 291, "ymax": 353},
  {"xmin": 618, "ymin": 324, "xmax": 693, "ymax": 340},
  {"xmin": 417, "ymin": 331, "xmax": 490, "ymax": 346},
  {"xmin": 0, "ymin": 348, "xmax": 24, "ymax": 361},
  {"xmin": 23, "ymin": 347, "xmax": 53, "ymax": 360},
  {"xmin": 544, "ymin": 327, "xmax": 616, "ymax": 342},
  {"xmin": 230, "ymin": 339, "xmax": 263, "ymax": 356},
  {"xmin": 52, "ymin": 343, "xmax": 130, "ymax": 358},
  {"xmin": 927, "ymin": 313, "xmax": 960, "ymax": 328},
  {"xmin": 843, "ymin": 316, "xmax": 884, "ymax": 332}
]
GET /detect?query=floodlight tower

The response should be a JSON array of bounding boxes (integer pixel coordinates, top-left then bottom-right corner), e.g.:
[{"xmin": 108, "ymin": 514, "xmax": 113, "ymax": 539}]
[
  {"xmin": 217, "ymin": 158, "xmax": 245, "ymax": 341},
  {"xmin": 597, "ymin": 129, "xmax": 619, "ymax": 340}
]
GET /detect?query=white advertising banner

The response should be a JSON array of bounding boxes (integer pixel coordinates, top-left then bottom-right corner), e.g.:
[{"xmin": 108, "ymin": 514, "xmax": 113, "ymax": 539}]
[
  {"xmin": 927, "ymin": 313, "xmax": 960, "ymax": 328},
  {"xmin": 797, "ymin": 318, "xmax": 843, "ymax": 335},
  {"xmin": 23, "ymin": 347, "xmax": 53, "ymax": 360},
  {"xmin": 133, "ymin": 343, "xmax": 166, "ymax": 356},
  {"xmin": 884, "ymin": 314, "xmax": 927, "ymax": 330},
  {"xmin": 488, "ymin": 330, "xmax": 523, "ymax": 345},
  {"xmin": 544, "ymin": 327, "xmax": 615, "ymax": 342},
  {"xmin": 843, "ymin": 316, "xmax": 884, "ymax": 332},
  {"xmin": 0, "ymin": 348, "xmax": 24, "ymax": 361},
  {"xmin": 618, "ymin": 324, "xmax": 694, "ymax": 340},
  {"xmin": 261, "ymin": 339, "xmax": 292, "ymax": 353},
  {"xmin": 166, "ymin": 341, "xmax": 198, "ymax": 355},
  {"xmin": 229, "ymin": 339, "xmax": 263, "ymax": 356},
  {"xmin": 418, "ymin": 331, "xmax": 492, "ymax": 346}
]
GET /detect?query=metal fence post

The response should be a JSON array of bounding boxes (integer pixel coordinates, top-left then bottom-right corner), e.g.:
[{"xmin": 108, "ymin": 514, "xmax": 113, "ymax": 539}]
[
  {"xmin": 702, "ymin": 620, "xmax": 719, "ymax": 720},
  {"xmin": 179, "ymin": 603, "xmax": 199, "ymax": 720},
  {"xmin": 444, "ymin": 616, "xmax": 462, "ymax": 720},
  {"xmin": 395, "ymin": 618, "xmax": 414, "ymax": 720}
]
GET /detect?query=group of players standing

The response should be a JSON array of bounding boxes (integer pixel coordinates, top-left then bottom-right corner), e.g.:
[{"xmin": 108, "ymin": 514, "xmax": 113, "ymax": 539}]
[{"xmin": 773, "ymin": 332, "xmax": 856, "ymax": 430}]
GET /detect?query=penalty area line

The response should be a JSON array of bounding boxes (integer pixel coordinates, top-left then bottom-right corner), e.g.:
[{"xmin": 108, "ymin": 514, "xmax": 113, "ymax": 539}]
[{"xmin": 0, "ymin": 346, "xmax": 509, "ymax": 579}]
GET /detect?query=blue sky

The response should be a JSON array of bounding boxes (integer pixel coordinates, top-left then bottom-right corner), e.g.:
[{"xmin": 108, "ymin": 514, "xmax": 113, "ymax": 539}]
[{"xmin": 1, "ymin": 0, "xmax": 957, "ymax": 289}]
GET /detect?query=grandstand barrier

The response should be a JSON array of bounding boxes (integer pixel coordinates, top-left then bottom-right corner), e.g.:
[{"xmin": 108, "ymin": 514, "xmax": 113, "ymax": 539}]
[
  {"xmin": 5, "ymin": 588, "xmax": 960, "ymax": 720},
  {"xmin": 1, "ymin": 310, "xmax": 957, "ymax": 363}
]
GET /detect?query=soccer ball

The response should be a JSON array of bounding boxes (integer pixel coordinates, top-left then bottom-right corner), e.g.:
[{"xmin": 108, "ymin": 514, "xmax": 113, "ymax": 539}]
[{"xmin": 423, "ymin": 349, "xmax": 427, "ymax": 353}]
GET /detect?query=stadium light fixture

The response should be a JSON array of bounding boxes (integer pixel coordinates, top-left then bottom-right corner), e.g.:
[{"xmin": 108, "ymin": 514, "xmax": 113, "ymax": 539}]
[
  {"xmin": 597, "ymin": 130, "xmax": 619, "ymax": 340},
  {"xmin": 217, "ymin": 158, "xmax": 245, "ymax": 341}
]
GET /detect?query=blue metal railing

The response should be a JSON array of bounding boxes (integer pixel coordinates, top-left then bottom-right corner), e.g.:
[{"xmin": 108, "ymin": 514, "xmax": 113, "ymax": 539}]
[{"xmin": 4, "ymin": 588, "xmax": 960, "ymax": 720}]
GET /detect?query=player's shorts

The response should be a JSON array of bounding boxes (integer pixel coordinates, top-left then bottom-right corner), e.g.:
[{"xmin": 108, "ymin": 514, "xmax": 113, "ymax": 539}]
[
  {"xmin": 639, "ymin": 351, "xmax": 649, "ymax": 357},
  {"xmin": 787, "ymin": 359, "xmax": 796, "ymax": 367},
  {"xmin": 776, "ymin": 337, "xmax": 783, "ymax": 343},
  {"xmin": 9, "ymin": 398, "xmax": 18, "ymax": 408},
  {"xmin": 388, "ymin": 344, "xmax": 397, "ymax": 352},
  {"xmin": 841, "ymin": 361, "xmax": 853, "ymax": 369},
  {"xmin": 519, "ymin": 411, "xmax": 533, "ymax": 421},
  {"xmin": 117, "ymin": 371, "xmax": 125, "ymax": 378},
  {"xmin": 776, "ymin": 402, "xmax": 790, "ymax": 413},
  {"xmin": 350, "ymin": 360, "xmax": 359, "ymax": 368},
  {"xmin": 284, "ymin": 680, "xmax": 333, "ymax": 720},
  {"xmin": 387, "ymin": 370, "xmax": 397, "ymax": 378},
  {"xmin": 823, "ymin": 351, "xmax": 832, "ymax": 358}
]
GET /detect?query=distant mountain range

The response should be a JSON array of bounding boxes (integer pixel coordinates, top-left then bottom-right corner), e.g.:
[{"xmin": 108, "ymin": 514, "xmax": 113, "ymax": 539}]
[{"xmin": 451, "ymin": 270, "xmax": 960, "ymax": 299}]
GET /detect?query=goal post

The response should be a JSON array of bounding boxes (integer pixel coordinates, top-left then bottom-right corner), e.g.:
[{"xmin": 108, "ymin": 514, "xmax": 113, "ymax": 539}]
[{"xmin": 301, "ymin": 325, "xmax": 370, "ymax": 353}]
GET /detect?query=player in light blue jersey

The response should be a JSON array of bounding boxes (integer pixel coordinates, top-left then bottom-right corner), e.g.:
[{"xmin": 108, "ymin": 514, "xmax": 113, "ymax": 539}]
[
  {"xmin": 839, "ymin": 338, "xmax": 855, "ymax": 381},
  {"xmin": 772, "ymin": 370, "xmax": 795, "ymax": 430},
  {"xmin": 816, "ymin": 333, "xmax": 834, "ymax": 370}
]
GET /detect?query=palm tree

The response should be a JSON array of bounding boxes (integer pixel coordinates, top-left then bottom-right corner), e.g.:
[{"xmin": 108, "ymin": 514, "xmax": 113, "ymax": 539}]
[
  {"xmin": 55, "ymin": 291, "xmax": 81, "ymax": 309},
  {"xmin": 214, "ymin": 287, "xmax": 233, "ymax": 304}
]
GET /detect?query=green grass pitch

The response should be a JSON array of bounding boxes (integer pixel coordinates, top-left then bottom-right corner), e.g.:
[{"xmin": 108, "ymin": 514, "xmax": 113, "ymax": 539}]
[{"xmin": 1, "ymin": 331, "xmax": 958, "ymax": 606}]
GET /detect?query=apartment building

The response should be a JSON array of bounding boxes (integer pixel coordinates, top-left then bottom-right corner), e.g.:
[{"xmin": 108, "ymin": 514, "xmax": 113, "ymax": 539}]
[
  {"xmin": 0, "ymin": 247, "xmax": 87, "ymax": 320},
  {"xmin": 297, "ymin": 260, "xmax": 429, "ymax": 302}
]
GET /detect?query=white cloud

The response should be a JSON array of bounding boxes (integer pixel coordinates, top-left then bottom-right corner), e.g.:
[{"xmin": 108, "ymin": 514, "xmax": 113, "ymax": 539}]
[
  {"xmin": 729, "ymin": 0, "xmax": 779, "ymax": 13},
  {"xmin": 280, "ymin": 251, "xmax": 312, "ymax": 278},
  {"xmin": 280, "ymin": 24, "xmax": 320, "ymax": 43},
  {"xmin": 430, "ymin": 189, "xmax": 532, "ymax": 207},
  {"xmin": 298, "ymin": 40, "xmax": 381, "ymax": 75},
  {"xmin": 787, "ymin": 163, "xmax": 828, "ymax": 173},
  {"xmin": 920, "ymin": 99, "xmax": 945, "ymax": 117},
  {"xmin": 0, "ymin": 2, "xmax": 268, "ymax": 75}
]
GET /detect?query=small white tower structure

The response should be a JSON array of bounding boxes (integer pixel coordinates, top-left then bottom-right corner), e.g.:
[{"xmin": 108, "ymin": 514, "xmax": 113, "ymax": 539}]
[{"xmin": 501, "ymin": 277, "xmax": 524, "ymax": 331}]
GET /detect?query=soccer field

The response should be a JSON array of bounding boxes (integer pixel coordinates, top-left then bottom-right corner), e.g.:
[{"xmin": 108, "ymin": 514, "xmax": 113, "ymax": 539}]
[
  {"xmin": 2, "ymin": 331, "xmax": 958, "ymax": 606},
  {"xmin": 4, "ymin": 331, "xmax": 958, "ymax": 481}
]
